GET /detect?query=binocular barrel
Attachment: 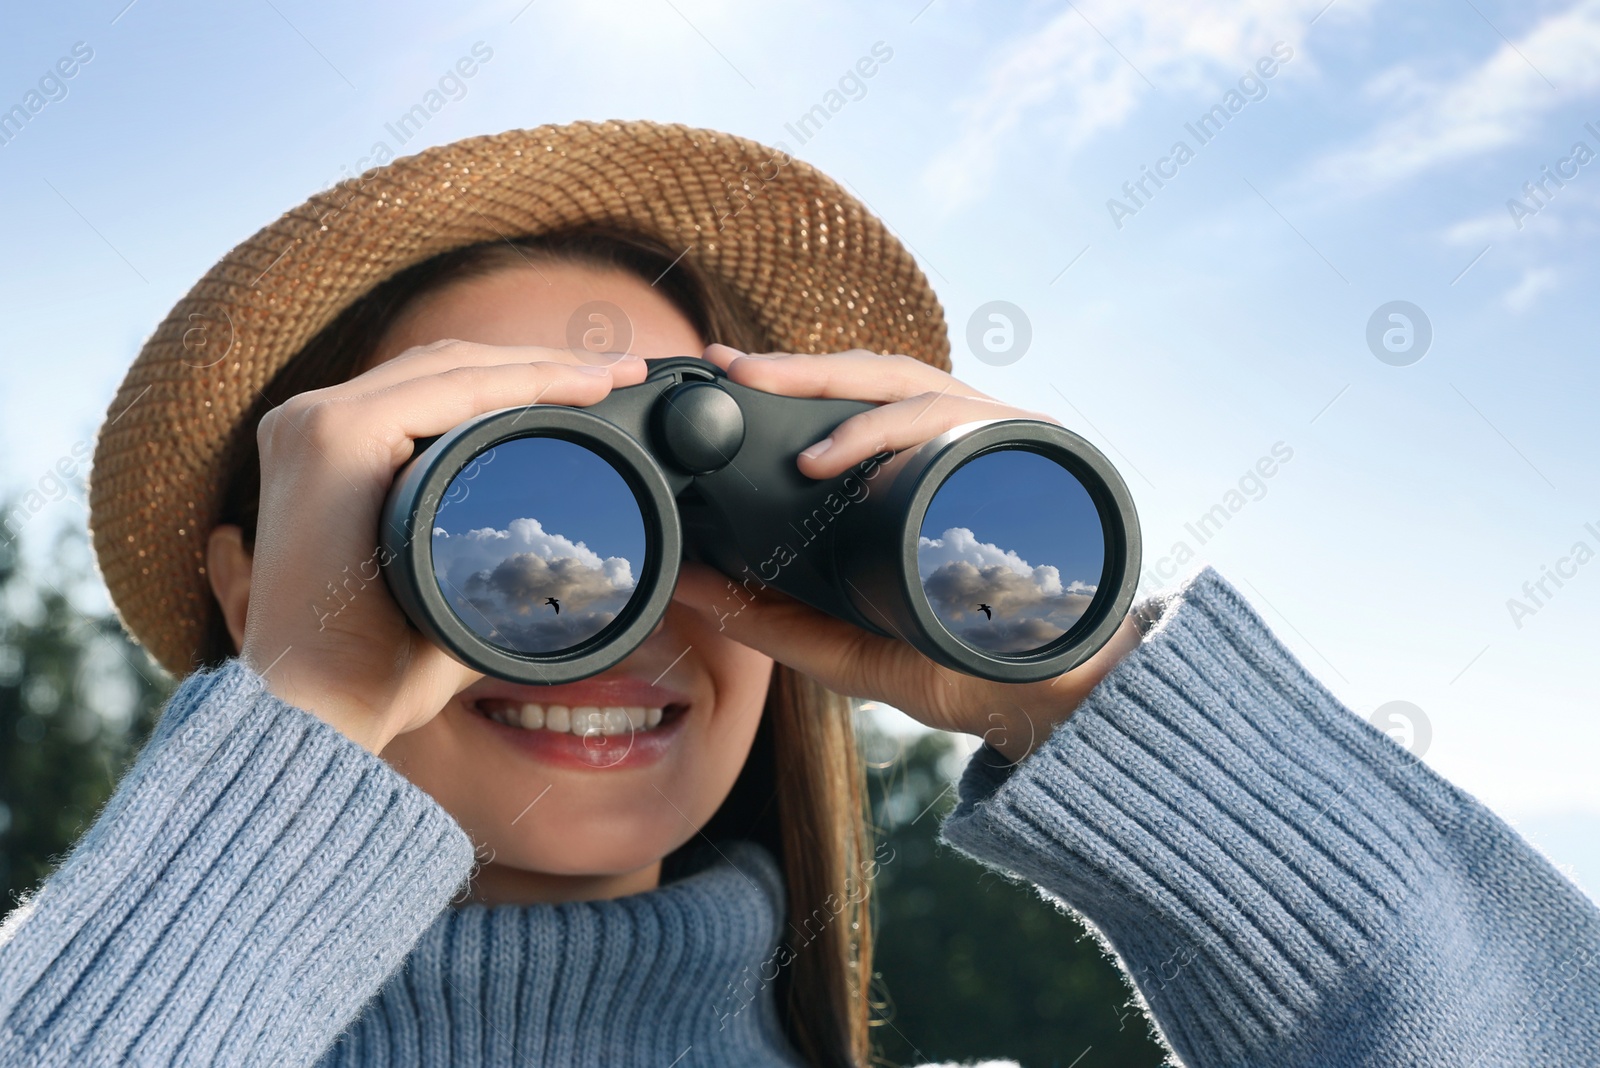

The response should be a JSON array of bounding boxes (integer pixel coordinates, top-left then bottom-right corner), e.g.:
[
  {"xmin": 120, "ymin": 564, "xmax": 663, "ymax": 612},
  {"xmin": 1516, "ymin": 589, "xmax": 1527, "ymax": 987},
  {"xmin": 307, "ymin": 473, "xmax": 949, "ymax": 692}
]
[{"xmin": 380, "ymin": 357, "xmax": 1140, "ymax": 686}]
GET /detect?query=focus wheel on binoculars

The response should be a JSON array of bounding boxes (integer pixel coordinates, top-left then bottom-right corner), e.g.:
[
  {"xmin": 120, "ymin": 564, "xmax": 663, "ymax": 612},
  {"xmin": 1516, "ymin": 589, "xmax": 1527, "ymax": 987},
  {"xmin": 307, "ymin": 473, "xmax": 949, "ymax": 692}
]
[{"xmin": 653, "ymin": 380, "xmax": 746, "ymax": 475}]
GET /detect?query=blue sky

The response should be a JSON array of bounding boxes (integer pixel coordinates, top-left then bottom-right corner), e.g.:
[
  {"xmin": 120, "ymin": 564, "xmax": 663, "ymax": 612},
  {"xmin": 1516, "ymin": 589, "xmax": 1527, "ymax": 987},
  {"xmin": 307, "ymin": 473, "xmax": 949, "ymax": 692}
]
[
  {"xmin": 432, "ymin": 436, "xmax": 647, "ymax": 565},
  {"xmin": 2, "ymin": 0, "xmax": 1597, "ymax": 890}
]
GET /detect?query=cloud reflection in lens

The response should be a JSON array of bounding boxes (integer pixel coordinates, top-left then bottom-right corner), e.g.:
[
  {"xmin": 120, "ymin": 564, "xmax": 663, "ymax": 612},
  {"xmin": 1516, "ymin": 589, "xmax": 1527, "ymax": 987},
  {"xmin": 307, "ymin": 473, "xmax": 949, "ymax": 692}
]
[
  {"xmin": 431, "ymin": 436, "xmax": 647, "ymax": 654},
  {"xmin": 917, "ymin": 449, "xmax": 1105, "ymax": 655}
]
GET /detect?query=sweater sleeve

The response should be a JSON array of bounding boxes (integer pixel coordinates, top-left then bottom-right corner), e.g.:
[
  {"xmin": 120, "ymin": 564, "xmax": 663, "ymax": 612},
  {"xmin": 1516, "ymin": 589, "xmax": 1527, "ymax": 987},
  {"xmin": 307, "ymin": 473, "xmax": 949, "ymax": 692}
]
[
  {"xmin": 940, "ymin": 566, "xmax": 1600, "ymax": 1068},
  {"xmin": 0, "ymin": 658, "xmax": 476, "ymax": 1068}
]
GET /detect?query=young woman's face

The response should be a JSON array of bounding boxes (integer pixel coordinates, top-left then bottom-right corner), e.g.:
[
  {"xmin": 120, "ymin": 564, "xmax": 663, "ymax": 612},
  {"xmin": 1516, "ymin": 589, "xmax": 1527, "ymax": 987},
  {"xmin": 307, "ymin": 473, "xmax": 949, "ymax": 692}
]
[{"xmin": 370, "ymin": 262, "xmax": 775, "ymax": 900}]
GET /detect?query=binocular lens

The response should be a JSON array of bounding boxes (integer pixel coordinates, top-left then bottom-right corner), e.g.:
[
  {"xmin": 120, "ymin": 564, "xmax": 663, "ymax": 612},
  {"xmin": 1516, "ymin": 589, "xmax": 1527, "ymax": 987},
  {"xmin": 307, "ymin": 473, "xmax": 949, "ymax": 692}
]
[
  {"xmin": 429, "ymin": 435, "xmax": 648, "ymax": 655},
  {"xmin": 917, "ymin": 449, "xmax": 1105, "ymax": 656}
]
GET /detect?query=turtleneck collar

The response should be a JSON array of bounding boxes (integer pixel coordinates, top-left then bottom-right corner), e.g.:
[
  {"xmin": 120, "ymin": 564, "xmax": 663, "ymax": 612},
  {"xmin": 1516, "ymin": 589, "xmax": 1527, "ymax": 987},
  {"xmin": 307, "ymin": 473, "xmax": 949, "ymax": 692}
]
[{"xmin": 320, "ymin": 840, "xmax": 806, "ymax": 1067}]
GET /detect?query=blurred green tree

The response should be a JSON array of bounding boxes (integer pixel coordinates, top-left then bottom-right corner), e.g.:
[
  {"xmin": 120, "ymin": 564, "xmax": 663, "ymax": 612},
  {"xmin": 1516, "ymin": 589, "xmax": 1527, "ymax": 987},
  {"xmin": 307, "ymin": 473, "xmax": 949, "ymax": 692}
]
[
  {"xmin": 864, "ymin": 724, "xmax": 1167, "ymax": 1068},
  {"xmin": 0, "ymin": 509, "xmax": 171, "ymax": 906}
]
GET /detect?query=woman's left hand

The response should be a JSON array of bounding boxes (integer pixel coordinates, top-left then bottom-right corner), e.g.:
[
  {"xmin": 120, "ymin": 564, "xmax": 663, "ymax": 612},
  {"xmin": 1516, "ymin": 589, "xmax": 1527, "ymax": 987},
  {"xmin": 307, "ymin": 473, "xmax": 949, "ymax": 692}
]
[{"xmin": 670, "ymin": 345, "xmax": 1143, "ymax": 765}]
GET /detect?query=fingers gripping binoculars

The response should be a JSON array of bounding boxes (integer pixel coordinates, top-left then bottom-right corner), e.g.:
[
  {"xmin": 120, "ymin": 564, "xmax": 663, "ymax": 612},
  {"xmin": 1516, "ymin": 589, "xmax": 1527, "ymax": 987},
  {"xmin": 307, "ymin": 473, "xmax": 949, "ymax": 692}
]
[{"xmin": 380, "ymin": 357, "xmax": 1140, "ymax": 687}]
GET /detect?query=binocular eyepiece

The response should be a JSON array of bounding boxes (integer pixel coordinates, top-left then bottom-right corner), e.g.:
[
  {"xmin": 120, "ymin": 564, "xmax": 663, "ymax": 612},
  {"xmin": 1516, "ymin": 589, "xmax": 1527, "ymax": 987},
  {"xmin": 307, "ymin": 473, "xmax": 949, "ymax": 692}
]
[{"xmin": 379, "ymin": 357, "xmax": 1140, "ymax": 687}]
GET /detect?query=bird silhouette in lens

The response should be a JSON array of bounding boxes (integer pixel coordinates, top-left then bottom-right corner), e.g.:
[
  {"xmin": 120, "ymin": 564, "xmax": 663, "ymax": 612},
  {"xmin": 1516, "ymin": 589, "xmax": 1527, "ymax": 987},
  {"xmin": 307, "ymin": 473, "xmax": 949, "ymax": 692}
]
[
  {"xmin": 545, "ymin": 597, "xmax": 561, "ymax": 615},
  {"xmin": 975, "ymin": 603, "xmax": 992, "ymax": 620}
]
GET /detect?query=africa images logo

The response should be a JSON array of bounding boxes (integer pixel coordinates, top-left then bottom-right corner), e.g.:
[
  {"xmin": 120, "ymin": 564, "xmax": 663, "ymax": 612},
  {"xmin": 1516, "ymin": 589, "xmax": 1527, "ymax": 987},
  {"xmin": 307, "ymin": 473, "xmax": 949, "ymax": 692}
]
[
  {"xmin": 1105, "ymin": 42, "xmax": 1294, "ymax": 230},
  {"xmin": 0, "ymin": 41, "xmax": 94, "ymax": 149}
]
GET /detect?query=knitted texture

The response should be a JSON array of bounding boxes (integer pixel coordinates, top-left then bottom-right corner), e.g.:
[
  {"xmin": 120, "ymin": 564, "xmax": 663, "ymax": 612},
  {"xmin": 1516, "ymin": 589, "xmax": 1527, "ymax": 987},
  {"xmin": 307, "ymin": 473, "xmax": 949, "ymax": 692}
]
[
  {"xmin": 0, "ymin": 660, "xmax": 475, "ymax": 1066},
  {"xmin": 319, "ymin": 840, "xmax": 805, "ymax": 1067},
  {"xmin": 2, "ymin": 568, "xmax": 1598, "ymax": 1066},
  {"xmin": 942, "ymin": 566, "xmax": 1600, "ymax": 1066}
]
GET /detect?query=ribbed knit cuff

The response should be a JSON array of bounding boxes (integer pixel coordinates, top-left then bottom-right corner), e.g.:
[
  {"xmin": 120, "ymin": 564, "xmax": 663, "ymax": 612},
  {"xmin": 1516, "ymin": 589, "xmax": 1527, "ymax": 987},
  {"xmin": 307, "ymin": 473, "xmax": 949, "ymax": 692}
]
[
  {"xmin": 940, "ymin": 567, "xmax": 1462, "ymax": 1065},
  {"xmin": 0, "ymin": 658, "xmax": 476, "ymax": 1068}
]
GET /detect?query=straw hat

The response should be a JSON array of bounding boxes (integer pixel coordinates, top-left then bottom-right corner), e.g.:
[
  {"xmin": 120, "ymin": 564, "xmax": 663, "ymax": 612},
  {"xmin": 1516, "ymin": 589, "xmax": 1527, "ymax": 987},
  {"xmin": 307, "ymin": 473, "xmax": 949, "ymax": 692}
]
[{"xmin": 88, "ymin": 119, "xmax": 952, "ymax": 678}]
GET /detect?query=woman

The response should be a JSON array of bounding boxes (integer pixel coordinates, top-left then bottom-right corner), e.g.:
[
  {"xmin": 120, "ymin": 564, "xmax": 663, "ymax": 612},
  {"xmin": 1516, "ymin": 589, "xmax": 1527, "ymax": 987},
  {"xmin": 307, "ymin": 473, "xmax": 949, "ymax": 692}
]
[{"xmin": 0, "ymin": 121, "xmax": 1595, "ymax": 1067}]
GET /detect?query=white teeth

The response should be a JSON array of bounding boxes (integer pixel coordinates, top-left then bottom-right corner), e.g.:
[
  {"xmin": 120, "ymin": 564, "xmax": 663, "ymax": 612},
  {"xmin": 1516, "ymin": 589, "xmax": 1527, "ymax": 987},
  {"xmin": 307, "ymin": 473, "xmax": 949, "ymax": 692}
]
[{"xmin": 480, "ymin": 700, "xmax": 670, "ymax": 735}]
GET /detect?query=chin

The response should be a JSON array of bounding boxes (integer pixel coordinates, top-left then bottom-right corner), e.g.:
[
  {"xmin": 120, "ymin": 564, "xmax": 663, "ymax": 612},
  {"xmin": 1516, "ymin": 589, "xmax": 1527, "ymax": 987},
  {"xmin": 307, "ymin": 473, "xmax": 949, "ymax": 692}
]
[{"xmin": 381, "ymin": 645, "xmax": 768, "ymax": 887}]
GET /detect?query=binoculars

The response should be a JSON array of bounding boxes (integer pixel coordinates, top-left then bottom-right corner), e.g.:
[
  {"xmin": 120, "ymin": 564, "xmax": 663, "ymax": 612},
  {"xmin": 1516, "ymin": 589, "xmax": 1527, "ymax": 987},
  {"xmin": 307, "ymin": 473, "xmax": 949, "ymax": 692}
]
[{"xmin": 379, "ymin": 357, "xmax": 1140, "ymax": 686}]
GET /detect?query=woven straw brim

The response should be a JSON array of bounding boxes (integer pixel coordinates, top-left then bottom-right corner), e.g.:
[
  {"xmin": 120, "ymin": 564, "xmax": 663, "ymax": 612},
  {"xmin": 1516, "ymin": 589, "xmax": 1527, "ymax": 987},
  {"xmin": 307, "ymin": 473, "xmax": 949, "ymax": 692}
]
[{"xmin": 88, "ymin": 119, "xmax": 951, "ymax": 679}]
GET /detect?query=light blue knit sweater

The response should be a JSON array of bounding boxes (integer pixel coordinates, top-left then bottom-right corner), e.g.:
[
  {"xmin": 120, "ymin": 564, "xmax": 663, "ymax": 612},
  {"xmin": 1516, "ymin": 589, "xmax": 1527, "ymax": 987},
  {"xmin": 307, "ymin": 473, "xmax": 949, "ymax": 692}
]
[{"xmin": 1, "ymin": 568, "xmax": 1596, "ymax": 1066}]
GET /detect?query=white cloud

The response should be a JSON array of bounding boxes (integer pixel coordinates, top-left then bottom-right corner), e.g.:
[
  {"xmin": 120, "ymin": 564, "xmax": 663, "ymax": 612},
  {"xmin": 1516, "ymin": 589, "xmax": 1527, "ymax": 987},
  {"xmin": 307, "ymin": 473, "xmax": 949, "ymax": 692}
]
[
  {"xmin": 918, "ymin": 527, "xmax": 1097, "ymax": 653},
  {"xmin": 1502, "ymin": 266, "xmax": 1559, "ymax": 311},
  {"xmin": 1306, "ymin": 0, "xmax": 1600, "ymax": 193},
  {"xmin": 432, "ymin": 518, "xmax": 637, "ymax": 653},
  {"xmin": 918, "ymin": 524, "xmax": 1052, "ymax": 582},
  {"xmin": 1444, "ymin": 166, "xmax": 1600, "ymax": 249},
  {"xmin": 919, "ymin": 0, "xmax": 1352, "ymax": 211},
  {"xmin": 1442, "ymin": 208, "xmax": 1507, "ymax": 246}
]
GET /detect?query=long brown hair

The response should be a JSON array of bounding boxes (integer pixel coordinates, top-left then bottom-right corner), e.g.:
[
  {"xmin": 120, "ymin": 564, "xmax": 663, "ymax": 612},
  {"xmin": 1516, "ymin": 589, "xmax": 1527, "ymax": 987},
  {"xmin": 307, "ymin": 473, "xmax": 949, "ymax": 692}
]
[{"xmin": 197, "ymin": 226, "xmax": 874, "ymax": 1067}]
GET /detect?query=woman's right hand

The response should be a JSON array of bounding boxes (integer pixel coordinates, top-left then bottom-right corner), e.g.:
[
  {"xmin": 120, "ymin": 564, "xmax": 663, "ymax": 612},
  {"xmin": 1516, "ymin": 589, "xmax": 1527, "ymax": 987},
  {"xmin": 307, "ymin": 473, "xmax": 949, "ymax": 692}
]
[{"xmin": 236, "ymin": 341, "xmax": 649, "ymax": 753}]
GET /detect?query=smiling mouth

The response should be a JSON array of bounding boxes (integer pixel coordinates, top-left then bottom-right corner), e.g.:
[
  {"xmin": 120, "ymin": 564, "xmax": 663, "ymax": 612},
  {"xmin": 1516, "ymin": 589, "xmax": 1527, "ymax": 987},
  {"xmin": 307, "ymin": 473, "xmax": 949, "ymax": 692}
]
[{"xmin": 473, "ymin": 698, "xmax": 688, "ymax": 737}]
